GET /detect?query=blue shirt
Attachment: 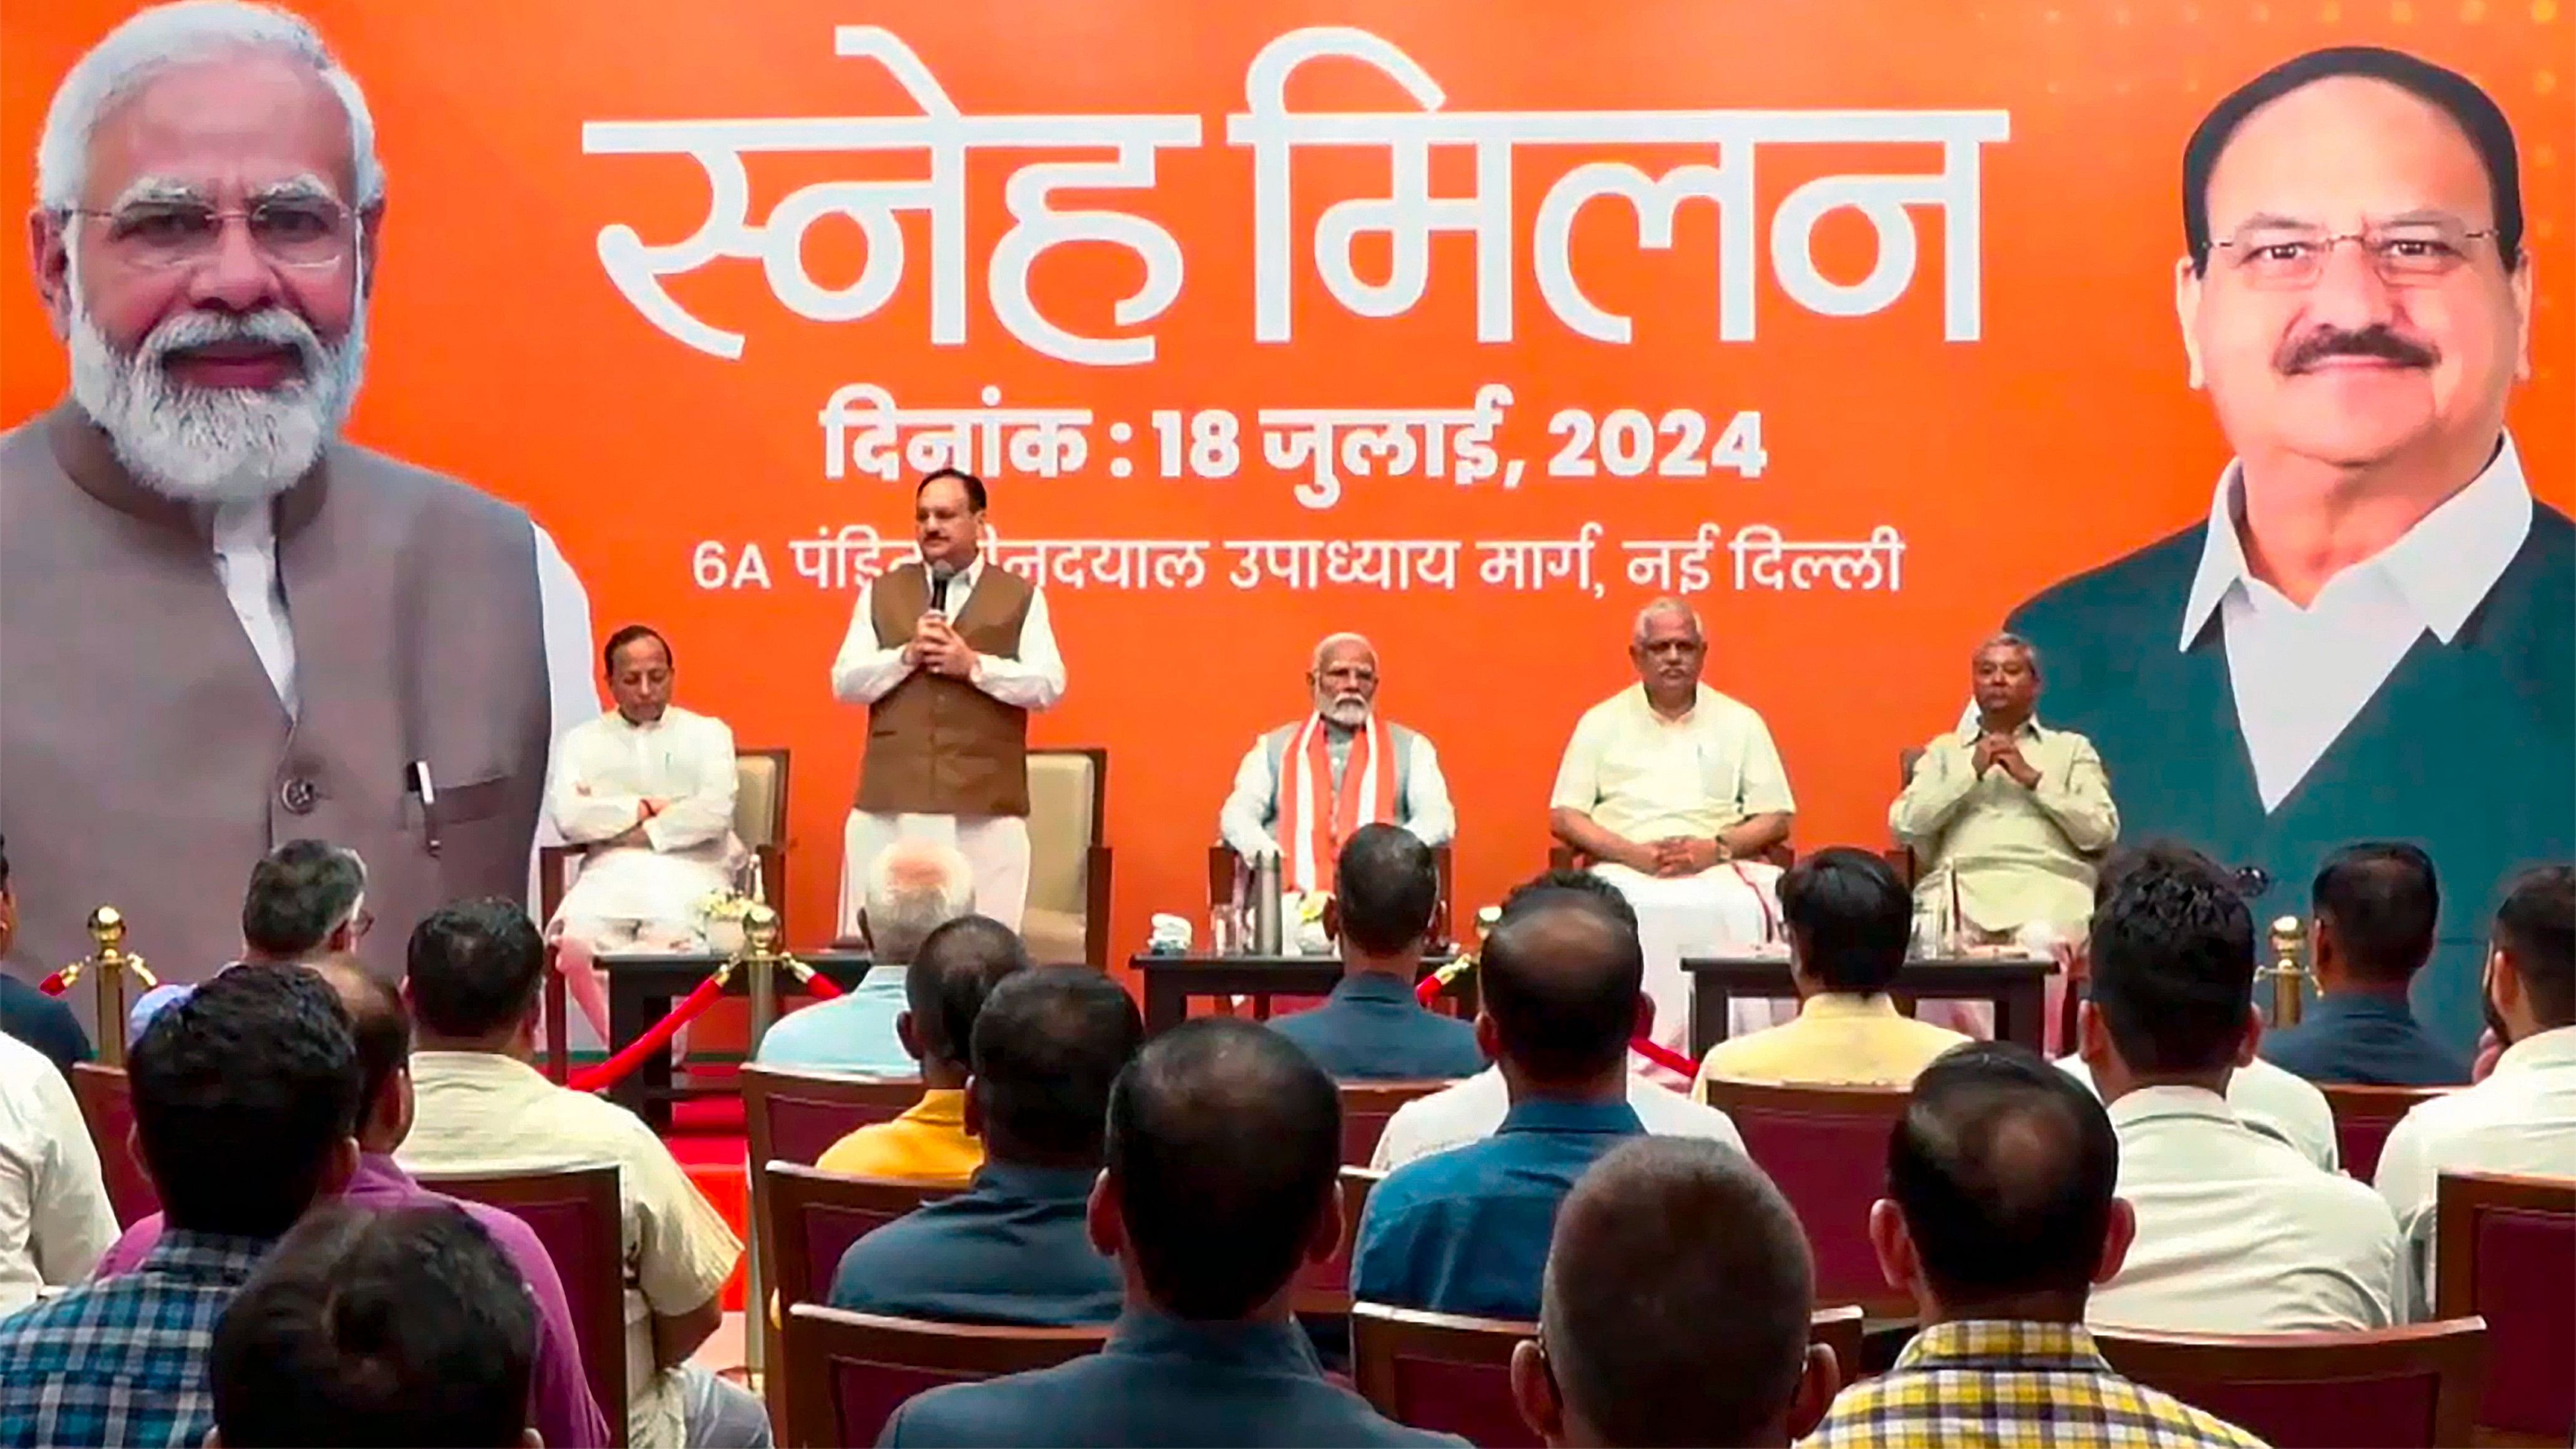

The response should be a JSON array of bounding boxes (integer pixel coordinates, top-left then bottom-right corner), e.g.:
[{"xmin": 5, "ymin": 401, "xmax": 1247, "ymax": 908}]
[
  {"xmin": 754, "ymin": 974, "xmax": 913, "ymax": 1074},
  {"xmin": 0, "ymin": 1229, "xmax": 270, "ymax": 1448},
  {"xmin": 1268, "ymin": 972, "xmax": 1486, "ymax": 1081},
  {"xmin": 1352, "ymin": 1097, "xmax": 1644, "ymax": 1321},
  {"xmin": 878, "ymin": 1308, "xmax": 1463, "ymax": 1447},
  {"xmin": 0, "ymin": 972, "xmax": 91, "ymax": 1078},
  {"xmin": 2260, "ymin": 992, "xmax": 2470, "ymax": 1087},
  {"xmin": 831, "ymin": 1161, "xmax": 1120, "ymax": 1326}
]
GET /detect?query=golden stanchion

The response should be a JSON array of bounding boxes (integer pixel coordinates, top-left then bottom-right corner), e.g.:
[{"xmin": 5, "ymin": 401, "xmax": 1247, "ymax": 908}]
[
  {"xmin": 738, "ymin": 903, "xmax": 819, "ymax": 1058},
  {"xmin": 2260, "ymin": 914, "xmax": 2308, "ymax": 1027},
  {"xmin": 66, "ymin": 906, "xmax": 157, "ymax": 1068}
]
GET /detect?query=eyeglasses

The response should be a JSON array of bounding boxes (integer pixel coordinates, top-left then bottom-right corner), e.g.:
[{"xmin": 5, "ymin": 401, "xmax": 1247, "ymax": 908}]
[
  {"xmin": 67, "ymin": 196, "xmax": 357, "ymax": 270},
  {"xmin": 2207, "ymin": 218, "xmax": 2497, "ymax": 289}
]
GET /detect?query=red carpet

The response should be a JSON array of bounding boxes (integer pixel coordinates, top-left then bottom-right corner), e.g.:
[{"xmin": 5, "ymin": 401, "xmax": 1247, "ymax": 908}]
[{"xmin": 665, "ymin": 1095, "xmax": 752, "ymax": 1311}]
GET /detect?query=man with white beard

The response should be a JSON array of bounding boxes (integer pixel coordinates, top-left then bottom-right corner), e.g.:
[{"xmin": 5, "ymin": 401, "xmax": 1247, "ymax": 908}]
[
  {"xmin": 0, "ymin": 2, "xmax": 596, "ymax": 1010},
  {"xmin": 1219, "ymin": 633, "xmax": 1456, "ymax": 895}
]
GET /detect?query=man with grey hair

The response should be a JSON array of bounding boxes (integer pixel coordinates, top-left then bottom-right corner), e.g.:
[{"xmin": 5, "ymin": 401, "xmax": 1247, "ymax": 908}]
[
  {"xmin": 755, "ymin": 837, "xmax": 974, "ymax": 1074},
  {"xmin": 0, "ymin": 1, "xmax": 598, "ymax": 1013},
  {"xmin": 125, "ymin": 836, "xmax": 374, "ymax": 1041},
  {"xmin": 1221, "ymin": 632, "xmax": 1454, "ymax": 896},
  {"xmin": 1549, "ymin": 599, "xmax": 1796, "ymax": 1062}
]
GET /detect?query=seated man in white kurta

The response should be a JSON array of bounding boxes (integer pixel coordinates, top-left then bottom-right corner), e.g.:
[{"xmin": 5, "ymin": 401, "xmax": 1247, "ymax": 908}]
[
  {"xmin": 1218, "ymin": 632, "xmax": 1454, "ymax": 893},
  {"xmin": 1549, "ymin": 598, "xmax": 1796, "ymax": 1064}
]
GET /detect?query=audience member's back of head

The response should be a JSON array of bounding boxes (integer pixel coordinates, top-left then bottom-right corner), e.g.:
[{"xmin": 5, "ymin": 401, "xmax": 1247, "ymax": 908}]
[
  {"xmin": 1534, "ymin": 1138, "xmax": 1821, "ymax": 1447},
  {"xmin": 241, "ymin": 839, "xmax": 367, "ymax": 960},
  {"xmin": 1336, "ymin": 824, "xmax": 1440, "ymax": 956},
  {"xmin": 210, "ymin": 1203, "xmax": 538, "ymax": 1448},
  {"xmin": 2494, "ymin": 864, "xmax": 2576, "ymax": 1030},
  {"xmin": 1106, "ymin": 1018, "xmax": 1340, "ymax": 1320},
  {"xmin": 971, "ymin": 965, "xmax": 1143, "ymax": 1169},
  {"xmin": 904, "ymin": 914, "xmax": 1031, "ymax": 1073},
  {"xmin": 129, "ymin": 961, "xmax": 361, "ymax": 1238},
  {"xmin": 2312, "ymin": 842, "xmax": 2440, "ymax": 987},
  {"xmin": 2086, "ymin": 842, "xmax": 2256, "ymax": 1075},
  {"xmin": 1503, "ymin": 869, "xmax": 1639, "ymax": 932},
  {"xmin": 1481, "ymin": 892, "xmax": 1644, "ymax": 1086},
  {"xmin": 308, "ymin": 956, "xmax": 410, "ymax": 1128},
  {"xmin": 1888, "ymin": 1042, "xmax": 2121, "ymax": 1318},
  {"xmin": 1782, "ymin": 848, "xmax": 1912, "ymax": 996},
  {"xmin": 866, "ymin": 840, "xmax": 975, "ymax": 965},
  {"xmin": 405, "ymin": 899, "xmax": 545, "ymax": 1042}
]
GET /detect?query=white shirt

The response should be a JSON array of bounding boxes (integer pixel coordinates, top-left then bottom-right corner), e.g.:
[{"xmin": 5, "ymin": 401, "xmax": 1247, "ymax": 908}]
[
  {"xmin": 2373, "ymin": 1025, "xmax": 2576, "ymax": 1318},
  {"xmin": 1368, "ymin": 1066, "xmax": 1745, "ymax": 1170},
  {"xmin": 2181, "ymin": 436, "xmax": 2532, "ymax": 810},
  {"xmin": 2090, "ymin": 1084, "xmax": 2401, "ymax": 1334},
  {"xmin": 828, "ymin": 553, "xmax": 1067, "ymax": 714},
  {"xmin": 1218, "ymin": 723, "xmax": 1456, "ymax": 859},
  {"xmin": 2057, "ymin": 1051, "xmax": 2339, "ymax": 1172},
  {"xmin": 549, "ymin": 705, "xmax": 739, "ymax": 862},
  {"xmin": 0, "ymin": 1034, "xmax": 117, "ymax": 1315},
  {"xmin": 1550, "ymin": 683, "xmax": 1795, "ymax": 842}
]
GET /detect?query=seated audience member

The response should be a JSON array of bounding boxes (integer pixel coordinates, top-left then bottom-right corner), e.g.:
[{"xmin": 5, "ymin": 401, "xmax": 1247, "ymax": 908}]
[
  {"xmin": 832, "ymin": 966, "xmax": 1141, "ymax": 1324},
  {"xmin": 1372, "ymin": 871, "xmax": 1743, "ymax": 1168},
  {"xmin": 0, "ymin": 834, "xmax": 92, "ymax": 1075},
  {"xmin": 2056, "ymin": 845, "xmax": 2341, "ymax": 1170},
  {"xmin": 755, "ymin": 839, "xmax": 973, "ymax": 1073},
  {"xmin": 1806, "ymin": 1042, "xmax": 2264, "ymax": 1449},
  {"xmin": 1218, "ymin": 633, "xmax": 1456, "ymax": 886},
  {"xmin": 95, "ymin": 959, "xmax": 609, "ymax": 1449},
  {"xmin": 817, "ymin": 914, "xmax": 1029, "ymax": 1182},
  {"xmin": 0, "ymin": 964, "xmax": 362, "ymax": 1449},
  {"xmin": 1353, "ymin": 890, "xmax": 1650, "ymax": 1319},
  {"xmin": 877, "ymin": 1019, "xmax": 1460, "ymax": 1447},
  {"xmin": 0, "ymin": 1026, "xmax": 115, "ymax": 1314},
  {"xmin": 1694, "ymin": 848, "xmax": 1968, "ymax": 1091},
  {"xmin": 1271, "ymin": 824, "xmax": 1484, "ymax": 1080},
  {"xmin": 1511, "ymin": 1137, "xmax": 1836, "ymax": 1449},
  {"xmin": 2376, "ymin": 865, "xmax": 2576, "ymax": 1308},
  {"xmin": 395, "ymin": 900, "xmax": 760, "ymax": 1449},
  {"xmin": 208, "ymin": 1203, "xmax": 541, "ymax": 1448},
  {"xmin": 127, "ymin": 839, "xmax": 370, "ymax": 1042},
  {"xmin": 2080, "ymin": 845, "xmax": 2399, "ymax": 1332},
  {"xmin": 2262, "ymin": 843, "xmax": 2468, "ymax": 1086}
]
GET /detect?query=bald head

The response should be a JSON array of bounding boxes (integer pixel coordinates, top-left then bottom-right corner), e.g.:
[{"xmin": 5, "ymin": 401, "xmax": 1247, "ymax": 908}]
[
  {"xmin": 1480, "ymin": 894, "xmax": 1644, "ymax": 1085},
  {"xmin": 864, "ymin": 839, "xmax": 974, "ymax": 965},
  {"xmin": 306, "ymin": 954, "xmax": 407, "ymax": 1138},
  {"xmin": 1542, "ymin": 1139, "xmax": 1817, "ymax": 1448}
]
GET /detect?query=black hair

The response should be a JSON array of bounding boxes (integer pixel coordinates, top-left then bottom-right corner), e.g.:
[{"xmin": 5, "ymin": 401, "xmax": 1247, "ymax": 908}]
[
  {"xmin": 904, "ymin": 915, "xmax": 1030, "ymax": 1073},
  {"xmin": 2494, "ymin": 865, "xmax": 2575, "ymax": 1028},
  {"xmin": 971, "ymin": 966, "xmax": 1143, "ymax": 1167},
  {"xmin": 0, "ymin": 829, "xmax": 10, "ymax": 890},
  {"xmin": 310, "ymin": 959, "xmax": 411, "ymax": 1129},
  {"xmin": 2087, "ymin": 842, "xmax": 2256, "ymax": 1075},
  {"xmin": 128, "ymin": 962, "xmax": 359, "ymax": 1236},
  {"xmin": 1336, "ymin": 824, "xmax": 1439, "ymax": 956},
  {"xmin": 1503, "ymin": 868, "xmax": 1640, "ymax": 933},
  {"xmin": 601, "ymin": 624, "xmax": 672, "ymax": 676},
  {"xmin": 1481, "ymin": 893, "xmax": 1644, "ymax": 1084},
  {"xmin": 211, "ymin": 1203, "xmax": 538, "ymax": 1448},
  {"xmin": 404, "ymin": 899, "xmax": 545, "ymax": 1040},
  {"xmin": 2184, "ymin": 46, "xmax": 2524, "ymax": 274},
  {"xmin": 1783, "ymin": 847, "xmax": 1913, "ymax": 996},
  {"xmin": 1106, "ymin": 1018, "xmax": 1340, "ymax": 1319},
  {"xmin": 241, "ymin": 840, "xmax": 366, "ymax": 959},
  {"xmin": 1889, "ymin": 1041, "xmax": 2121, "ymax": 1310},
  {"xmin": 918, "ymin": 468, "xmax": 989, "ymax": 513},
  {"xmin": 2312, "ymin": 842, "xmax": 2441, "ymax": 986}
]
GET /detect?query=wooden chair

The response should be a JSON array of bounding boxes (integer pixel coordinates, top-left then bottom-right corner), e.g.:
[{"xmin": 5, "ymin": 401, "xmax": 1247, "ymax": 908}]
[
  {"xmin": 1208, "ymin": 842, "xmax": 1459, "ymax": 952},
  {"xmin": 1697, "ymin": 1080, "xmax": 1912, "ymax": 1317},
  {"xmin": 2094, "ymin": 1318, "xmax": 2487, "ymax": 1449},
  {"xmin": 1349, "ymin": 1302, "xmax": 1868, "ymax": 1449},
  {"xmin": 68, "ymin": 1063, "xmax": 159, "ymax": 1228},
  {"xmin": 414, "ymin": 1163, "xmax": 629, "ymax": 1448},
  {"xmin": 1339, "ymin": 1080, "xmax": 1453, "ymax": 1168},
  {"xmin": 762, "ymin": 1163, "xmax": 958, "ymax": 1317},
  {"xmin": 1299, "ymin": 1165, "xmax": 1382, "ymax": 1317},
  {"xmin": 2436, "ymin": 1170, "xmax": 2576, "ymax": 1445},
  {"xmin": 781, "ymin": 1303, "xmax": 1108, "ymax": 1448},
  {"xmin": 538, "ymin": 745, "xmax": 793, "ymax": 926},
  {"xmin": 2318, "ymin": 1084, "xmax": 2453, "ymax": 1185},
  {"xmin": 1024, "ymin": 747, "xmax": 1113, "ymax": 969}
]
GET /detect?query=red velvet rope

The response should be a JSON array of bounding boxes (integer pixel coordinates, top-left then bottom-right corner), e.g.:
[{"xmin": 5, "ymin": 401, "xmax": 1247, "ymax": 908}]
[
  {"xmin": 1415, "ymin": 959, "xmax": 1696, "ymax": 1079},
  {"xmin": 36, "ymin": 970, "xmax": 69, "ymax": 997},
  {"xmin": 798, "ymin": 969, "xmax": 845, "ymax": 1001},
  {"xmin": 569, "ymin": 974, "xmax": 726, "ymax": 1093}
]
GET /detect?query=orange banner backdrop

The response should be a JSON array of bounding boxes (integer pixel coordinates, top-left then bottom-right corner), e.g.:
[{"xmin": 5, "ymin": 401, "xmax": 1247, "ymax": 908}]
[{"xmin": 5, "ymin": 1, "xmax": 2569, "ymax": 965}]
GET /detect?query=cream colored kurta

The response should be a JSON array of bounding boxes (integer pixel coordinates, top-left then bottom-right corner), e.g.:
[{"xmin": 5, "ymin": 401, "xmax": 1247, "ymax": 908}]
[
  {"xmin": 1890, "ymin": 719, "xmax": 2118, "ymax": 935},
  {"xmin": 547, "ymin": 704, "xmax": 738, "ymax": 936}
]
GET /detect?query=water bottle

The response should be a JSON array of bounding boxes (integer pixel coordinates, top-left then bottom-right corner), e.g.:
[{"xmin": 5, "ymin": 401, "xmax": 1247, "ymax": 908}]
[{"xmin": 1251, "ymin": 852, "xmax": 1285, "ymax": 956}]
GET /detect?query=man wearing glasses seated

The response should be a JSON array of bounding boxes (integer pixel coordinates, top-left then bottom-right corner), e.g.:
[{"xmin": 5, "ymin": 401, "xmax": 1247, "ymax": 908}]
[{"xmin": 126, "ymin": 838, "xmax": 372, "ymax": 1041}]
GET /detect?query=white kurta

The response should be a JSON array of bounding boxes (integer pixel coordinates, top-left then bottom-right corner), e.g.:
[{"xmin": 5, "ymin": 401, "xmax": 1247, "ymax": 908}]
[
  {"xmin": 547, "ymin": 704, "xmax": 739, "ymax": 944},
  {"xmin": 828, "ymin": 553, "xmax": 1067, "ymax": 931}
]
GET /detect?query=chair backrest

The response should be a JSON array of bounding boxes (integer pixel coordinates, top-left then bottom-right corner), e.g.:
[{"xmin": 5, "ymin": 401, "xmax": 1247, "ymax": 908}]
[
  {"xmin": 764, "ymin": 1162, "xmax": 958, "ymax": 1315},
  {"xmin": 1299, "ymin": 1165, "xmax": 1382, "ymax": 1316},
  {"xmin": 1350, "ymin": 1302, "xmax": 1870, "ymax": 1449},
  {"xmin": 783, "ymin": 1303, "xmax": 1108, "ymax": 1449},
  {"xmin": 2319, "ymin": 1085, "xmax": 2453, "ymax": 1184},
  {"xmin": 734, "ymin": 747, "xmax": 792, "ymax": 850},
  {"xmin": 742, "ymin": 1066, "xmax": 925, "ymax": 1171},
  {"xmin": 68, "ymin": 1063, "xmax": 159, "ymax": 1228},
  {"xmin": 2094, "ymin": 1318, "xmax": 2487, "ymax": 1449},
  {"xmin": 1339, "ymin": 1080, "xmax": 1453, "ymax": 1166},
  {"xmin": 413, "ymin": 1162, "xmax": 629, "ymax": 1448},
  {"xmin": 2436, "ymin": 1170, "xmax": 2576, "ymax": 1442},
  {"xmin": 1025, "ymin": 747, "xmax": 1105, "ymax": 917},
  {"xmin": 1697, "ymin": 1079, "xmax": 1912, "ymax": 1316}
]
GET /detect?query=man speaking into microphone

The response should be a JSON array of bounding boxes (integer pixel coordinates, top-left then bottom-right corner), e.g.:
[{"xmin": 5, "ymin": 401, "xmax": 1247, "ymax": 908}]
[{"xmin": 830, "ymin": 469, "xmax": 1065, "ymax": 932}]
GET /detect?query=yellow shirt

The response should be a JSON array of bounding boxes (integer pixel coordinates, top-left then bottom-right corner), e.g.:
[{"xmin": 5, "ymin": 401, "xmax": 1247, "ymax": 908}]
[
  {"xmin": 1549, "ymin": 683, "xmax": 1795, "ymax": 842},
  {"xmin": 1889, "ymin": 719, "xmax": 2118, "ymax": 934},
  {"xmin": 1693, "ymin": 993, "xmax": 1970, "ymax": 1093},
  {"xmin": 814, "ymin": 1089, "xmax": 983, "ymax": 1183}
]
